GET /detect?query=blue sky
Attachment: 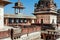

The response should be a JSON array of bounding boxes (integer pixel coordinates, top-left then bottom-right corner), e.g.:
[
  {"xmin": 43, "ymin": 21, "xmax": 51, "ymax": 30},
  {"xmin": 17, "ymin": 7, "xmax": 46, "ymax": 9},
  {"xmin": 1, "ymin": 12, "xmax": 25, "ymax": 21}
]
[{"xmin": 4, "ymin": 0, "xmax": 60, "ymax": 15}]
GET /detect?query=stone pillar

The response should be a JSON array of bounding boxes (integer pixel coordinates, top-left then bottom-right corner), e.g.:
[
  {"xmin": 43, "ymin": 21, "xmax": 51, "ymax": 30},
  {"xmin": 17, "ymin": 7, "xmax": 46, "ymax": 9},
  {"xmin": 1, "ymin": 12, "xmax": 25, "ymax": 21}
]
[
  {"xmin": 18, "ymin": 9, "xmax": 20, "ymax": 14},
  {"xmin": 32, "ymin": 19, "xmax": 34, "ymax": 23},
  {"xmin": 0, "ymin": 0, "xmax": 11, "ymax": 29},
  {"xmin": 27, "ymin": 20, "xmax": 30, "ymax": 24},
  {"xmin": 43, "ymin": 34, "xmax": 46, "ymax": 40},
  {"xmin": 5, "ymin": 18, "xmax": 8, "ymax": 26},
  {"xmin": 0, "ymin": 6, "xmax": 4, "ymax": 29}
]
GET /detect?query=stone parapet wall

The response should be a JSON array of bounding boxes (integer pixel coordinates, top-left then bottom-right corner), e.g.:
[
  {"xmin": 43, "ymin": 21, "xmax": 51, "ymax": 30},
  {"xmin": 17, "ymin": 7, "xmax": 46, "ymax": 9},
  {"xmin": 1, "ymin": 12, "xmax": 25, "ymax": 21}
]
[
  {"xmin": 0, "ymin": 26, "xmax": 41, "ymax": 39},
  {"xmin": 22, "ymin": 26, "xmax": 41, "ymax": 35},
  {"xmin": 0, "ymin": 29, "xmax": 10, "ymax": 39}
]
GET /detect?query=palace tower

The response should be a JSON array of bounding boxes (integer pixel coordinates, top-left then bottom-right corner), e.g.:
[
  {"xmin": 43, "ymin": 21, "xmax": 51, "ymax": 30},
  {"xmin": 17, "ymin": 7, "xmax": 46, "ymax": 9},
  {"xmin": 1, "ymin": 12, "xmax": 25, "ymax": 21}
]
[
  {"xmin": 33, "ymin": 0, "xmax": 58, "ymax": 40},
  {"xmin": 34, "ymin": 0, "xmax": 57, "ymax": 24}
]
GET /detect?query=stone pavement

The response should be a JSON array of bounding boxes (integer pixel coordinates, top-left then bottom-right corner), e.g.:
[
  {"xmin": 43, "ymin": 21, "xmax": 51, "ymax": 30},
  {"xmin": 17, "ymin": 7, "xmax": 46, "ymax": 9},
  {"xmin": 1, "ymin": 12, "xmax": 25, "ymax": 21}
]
[
  {"xmin": 13, "ymin": 31, "xmax": 60, "ymax": 40},
  {"xmin": 31, "ymin": 37, "xmax": 44, "ymax": 40},
  {"xmin": 11, "ymin": 31, "xmax": 60, "ymax": 40},
  {"xmin": 13, "ymin": 31, "xmax": 43, "ymax": 40}
]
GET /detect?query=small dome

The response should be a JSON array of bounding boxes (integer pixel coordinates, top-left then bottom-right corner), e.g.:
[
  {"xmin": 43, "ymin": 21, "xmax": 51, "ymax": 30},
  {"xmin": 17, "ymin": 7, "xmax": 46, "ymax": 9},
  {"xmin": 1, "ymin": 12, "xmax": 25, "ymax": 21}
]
[
  {"xmin": 13, "ymin": 1, "xmax": 24, "ymax": 9},
  {"xmin": 15, "ymin": 2, "xmax": 23, "ymax": 7}
]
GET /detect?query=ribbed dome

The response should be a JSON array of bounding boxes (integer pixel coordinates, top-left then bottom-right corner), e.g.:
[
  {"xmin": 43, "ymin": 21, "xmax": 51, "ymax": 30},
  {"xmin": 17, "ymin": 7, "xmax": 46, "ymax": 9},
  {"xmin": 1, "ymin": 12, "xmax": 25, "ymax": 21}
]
[{"xmin": 34, "ymin": 0, "xmax": 56, "ymax": 12}]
